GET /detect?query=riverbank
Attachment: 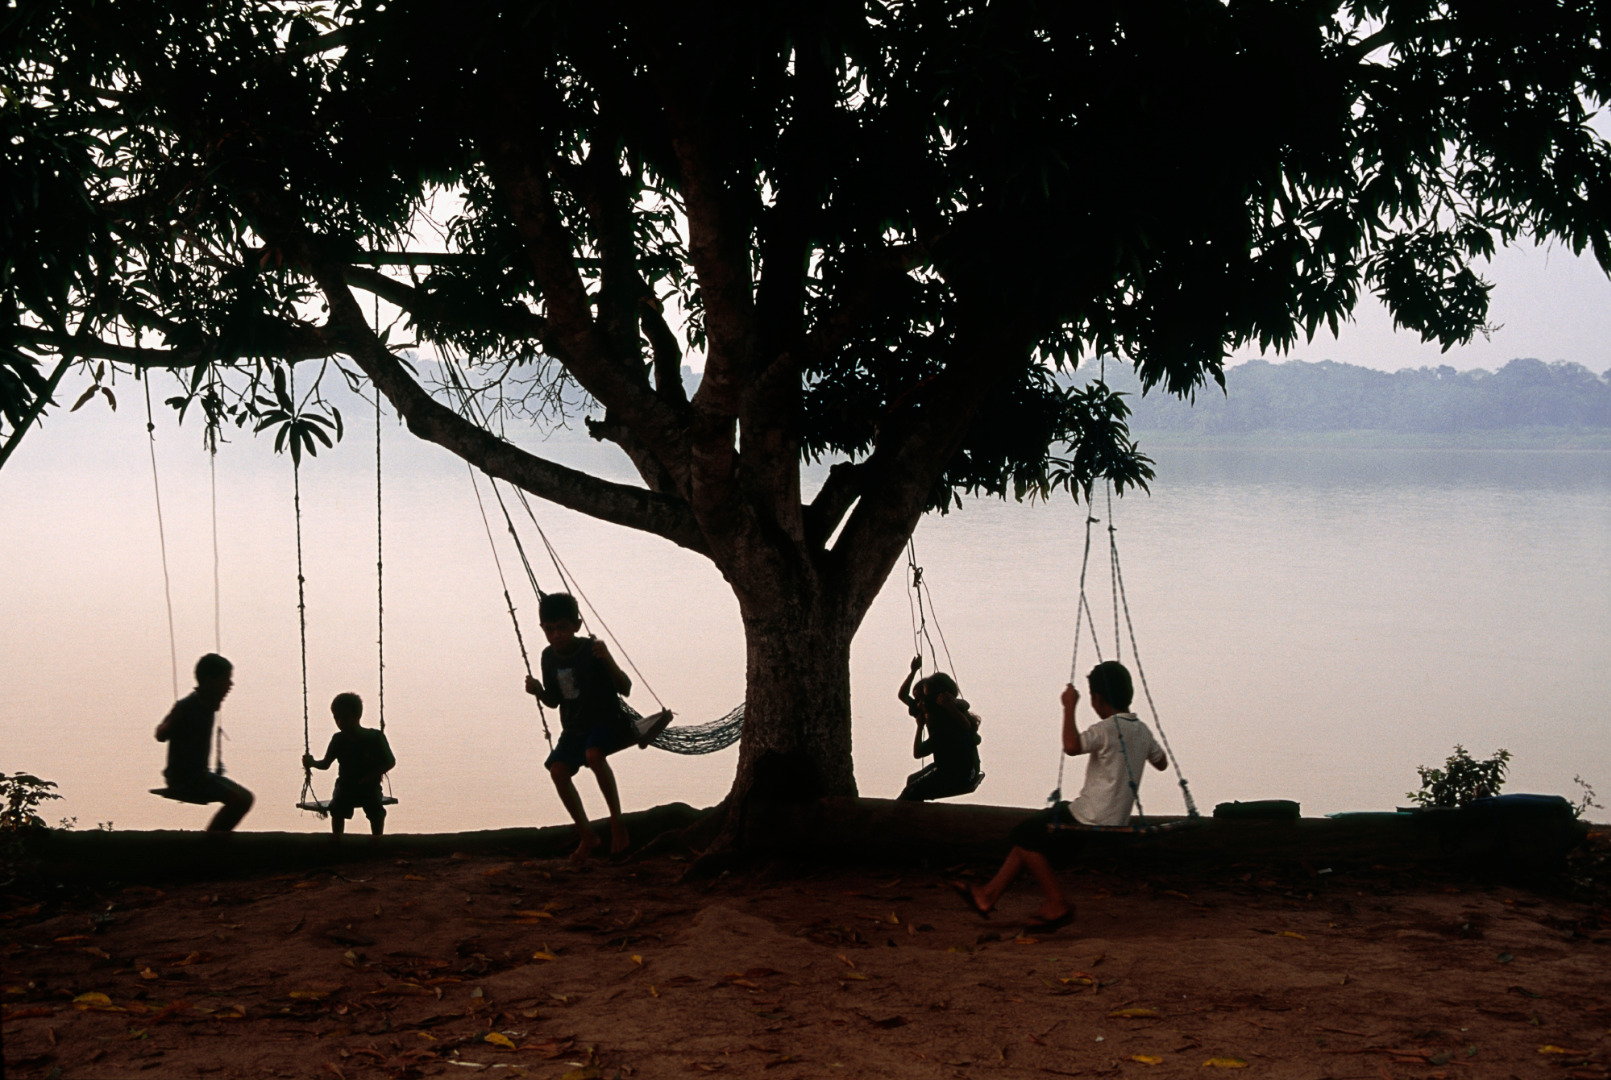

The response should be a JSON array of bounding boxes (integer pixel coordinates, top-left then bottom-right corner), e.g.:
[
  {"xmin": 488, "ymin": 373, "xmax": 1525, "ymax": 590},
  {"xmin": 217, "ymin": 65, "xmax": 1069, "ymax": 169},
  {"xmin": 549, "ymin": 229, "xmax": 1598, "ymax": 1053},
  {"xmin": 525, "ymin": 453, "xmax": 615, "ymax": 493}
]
[{"xmin": 4, "ymin": 806, "xmax": 1608, "ymax": 1079}]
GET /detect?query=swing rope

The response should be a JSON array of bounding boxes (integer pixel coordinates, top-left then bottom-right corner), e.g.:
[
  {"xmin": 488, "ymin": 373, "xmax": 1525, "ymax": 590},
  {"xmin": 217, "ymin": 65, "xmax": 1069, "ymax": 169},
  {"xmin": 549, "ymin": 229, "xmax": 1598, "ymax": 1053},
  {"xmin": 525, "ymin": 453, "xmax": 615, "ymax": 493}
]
[
  {"xmin": 440, "ymin": 356, "xmax": 740, "ymax": 755},
  {"xmin": 466, "ymin": 460, "xmax": 554, "ymax": 750},
  {"xmin": 291, "ymin": 370, "xmax": 319, "ymax": 811},
  {"xmin": 375, "ymin": 390, "xmax": 385, "ymax": 735},
  {"xmin": 1104, "ymin": 483, "xmax": 1200, "ymax": 818},
  {"xmin": 207, "ymin": 391, "xmax": 227, "ymax": 777},
  {"xmin": 1053, "ymin": 499, "xmax": 1102, "ymax": 805},
  {"xmin": 905, "ymin": 540, "xmax": 957, "ymax": 683},
  {"xmin": 144, "ymin": 377, "xmax": 180, "ymax": 701}
]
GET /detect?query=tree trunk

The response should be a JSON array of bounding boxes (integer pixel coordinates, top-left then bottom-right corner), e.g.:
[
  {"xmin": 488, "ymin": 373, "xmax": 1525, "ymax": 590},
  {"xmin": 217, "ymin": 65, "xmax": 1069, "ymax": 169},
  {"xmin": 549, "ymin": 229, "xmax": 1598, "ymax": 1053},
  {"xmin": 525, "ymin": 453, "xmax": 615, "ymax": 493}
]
[{"xmin": 729, "ymin": 597, "xmax": 858, "ymax": 808}]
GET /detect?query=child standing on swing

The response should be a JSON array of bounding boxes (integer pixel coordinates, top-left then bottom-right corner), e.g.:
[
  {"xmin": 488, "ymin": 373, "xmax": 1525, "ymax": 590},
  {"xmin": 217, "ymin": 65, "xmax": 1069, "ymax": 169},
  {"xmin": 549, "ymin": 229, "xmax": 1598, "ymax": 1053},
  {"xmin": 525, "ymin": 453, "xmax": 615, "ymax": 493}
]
[{"xmin": 523, "ymin": 593, "xmax": 635, "ymax": 860}]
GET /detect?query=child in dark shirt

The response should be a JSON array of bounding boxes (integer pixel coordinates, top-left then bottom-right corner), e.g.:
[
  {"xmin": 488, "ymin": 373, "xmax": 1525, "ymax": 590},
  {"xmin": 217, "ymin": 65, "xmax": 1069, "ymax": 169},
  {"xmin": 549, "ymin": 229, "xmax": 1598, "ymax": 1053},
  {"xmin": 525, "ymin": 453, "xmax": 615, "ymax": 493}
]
[
  {"xmin": 522, "ymin": 592, "xmax": 634, "ymax": 860},
  {"xmin": 896, "ymin": 657, "xmax": 982, "ymax": 801},
  {"xmin": 155, "ymin": 653, "xmax": 255, "ymax": 833},
  {"xmin": 302, "ymin": 692, "xmax": 395, "ymax": 841}
]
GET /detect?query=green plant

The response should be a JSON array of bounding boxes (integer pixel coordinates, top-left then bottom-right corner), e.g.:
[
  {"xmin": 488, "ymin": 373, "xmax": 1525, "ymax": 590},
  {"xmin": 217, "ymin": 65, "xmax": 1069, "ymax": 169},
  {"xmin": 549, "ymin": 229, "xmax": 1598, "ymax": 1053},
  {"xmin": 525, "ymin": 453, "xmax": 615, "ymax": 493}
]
[
  {"xmin": 0, "ymin": 772, "xmax": 61, "ymax": 831},
  {"xmin": 1570, "ymin": 775, "xmax": 1602, "ymax": 820},
  {"xmin": 1407, "ymin": 746, "xmax": 1512, "ymax": 808}
]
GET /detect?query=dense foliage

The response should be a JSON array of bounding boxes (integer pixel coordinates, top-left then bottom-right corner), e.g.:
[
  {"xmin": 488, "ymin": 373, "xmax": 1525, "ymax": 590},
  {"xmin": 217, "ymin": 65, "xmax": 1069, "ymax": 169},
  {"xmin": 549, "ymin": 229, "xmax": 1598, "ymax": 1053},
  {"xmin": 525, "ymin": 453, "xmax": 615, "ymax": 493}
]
[{"xmin": 1407, "ymin": 745, "xmax": 1512, "ymax": 807}]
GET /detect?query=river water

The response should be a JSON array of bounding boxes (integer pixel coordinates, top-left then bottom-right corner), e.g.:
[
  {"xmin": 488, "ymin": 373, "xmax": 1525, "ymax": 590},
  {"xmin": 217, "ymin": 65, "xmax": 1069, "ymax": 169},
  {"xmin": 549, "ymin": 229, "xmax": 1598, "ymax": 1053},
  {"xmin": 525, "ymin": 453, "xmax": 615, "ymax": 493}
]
[{"xmin": 3, "ymin": 394, "xmax": 1607, "ymax": 832}]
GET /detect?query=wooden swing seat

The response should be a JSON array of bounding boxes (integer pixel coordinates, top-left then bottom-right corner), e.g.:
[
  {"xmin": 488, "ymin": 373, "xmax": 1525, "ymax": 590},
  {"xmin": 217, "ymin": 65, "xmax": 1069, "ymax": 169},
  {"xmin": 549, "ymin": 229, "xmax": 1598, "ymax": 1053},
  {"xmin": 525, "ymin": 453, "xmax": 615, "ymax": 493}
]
[
  {"xmin": 149, "ymin": 787, "xmax": 213, "ymax": 805},
  {"xmin": 1048, "ymin": 816, "xmax": 1202, "ymax": 837},
  {"xmin": 296, "ymin": 796, "xmax": 399, "ymax": 814}
]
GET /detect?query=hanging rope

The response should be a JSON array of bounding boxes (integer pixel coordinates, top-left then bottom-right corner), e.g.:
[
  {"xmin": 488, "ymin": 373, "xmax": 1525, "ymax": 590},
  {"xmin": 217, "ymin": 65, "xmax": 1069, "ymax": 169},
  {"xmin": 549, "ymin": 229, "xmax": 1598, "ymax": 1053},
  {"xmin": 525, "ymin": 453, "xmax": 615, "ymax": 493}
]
[
  {"xmin": 207, "ymin": 377, "xmax": 227, "ymax": 776},
  {"xmin": 466, "ymin": 462, "xmax": 554, "ymax": 749},
  {"xmin": 375, "ymin": 391, "xmax": 385, "ymax": 735},
  {"xmin": 143, "ymin": 377, "xmax": 180, "ymax": 701},
  {"xmin": 291, "ymin": 370, "xmax": 319, "ymax": 810},
  {"xmin": 1053, "ymin": 501, "xmax": 1102, "ymax": 805},
  {"xmin": 905, "ymin": 540, "xmax": 958, "ymax": 682},
  {"xmin": 1104, "ymin": 484, "xmax": 1200, "ymax": 819}
]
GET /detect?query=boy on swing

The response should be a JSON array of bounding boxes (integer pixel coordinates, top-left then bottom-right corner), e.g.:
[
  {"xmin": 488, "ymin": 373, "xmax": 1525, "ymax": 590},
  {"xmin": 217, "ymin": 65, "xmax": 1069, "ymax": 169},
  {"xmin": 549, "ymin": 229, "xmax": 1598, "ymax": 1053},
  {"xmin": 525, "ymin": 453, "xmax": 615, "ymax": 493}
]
[
  {"xmin": 952, "ymin": 660, "xmax": 1166, "ymax": 933},
  {"xmin": 523, "ymin": 593, "xmax": 635, "ymax": 860},
  {"xmin": 303, "ymin": 692, "xmax": 395, "ymax": 842},
  {"xmin": 154, "ymin": 653, "xmax": 255, "ymax": 834}
]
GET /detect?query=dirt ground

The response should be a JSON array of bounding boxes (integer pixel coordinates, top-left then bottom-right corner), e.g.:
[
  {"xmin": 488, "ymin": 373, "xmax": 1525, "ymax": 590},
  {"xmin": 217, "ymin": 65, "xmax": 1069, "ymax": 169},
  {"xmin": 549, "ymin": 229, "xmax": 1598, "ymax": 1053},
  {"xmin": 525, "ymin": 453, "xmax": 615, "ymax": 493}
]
[{"xmin": 5, "ymin": 831, "xmax": 1609, "ymax": 1080}]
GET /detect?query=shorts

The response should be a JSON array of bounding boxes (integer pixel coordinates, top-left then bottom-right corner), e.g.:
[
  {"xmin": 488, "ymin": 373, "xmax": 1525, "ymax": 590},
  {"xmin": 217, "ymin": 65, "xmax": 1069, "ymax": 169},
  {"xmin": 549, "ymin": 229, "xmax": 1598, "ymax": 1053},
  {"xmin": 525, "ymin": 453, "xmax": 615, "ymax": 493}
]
[
  {"xmin": 164, "ymin": 772, "xmax": 252, "ymax": 806},
  {"xmin": 1009, "ymin": 802, "xmax": 1086, "ymax": 859},
  {"xmin": 545, "ymin": 721, "xmax": 633, "ymax": 773},
  {"xmin": 329, "ymin": 779, "xmax": 387, "ymax": 822}
]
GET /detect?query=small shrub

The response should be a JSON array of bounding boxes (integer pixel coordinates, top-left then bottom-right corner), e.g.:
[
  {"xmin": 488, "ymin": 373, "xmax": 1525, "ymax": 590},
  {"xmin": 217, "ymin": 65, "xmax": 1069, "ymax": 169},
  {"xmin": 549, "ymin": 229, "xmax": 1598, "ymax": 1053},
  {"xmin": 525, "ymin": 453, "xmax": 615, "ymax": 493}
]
[
  {"xmin": 1407, "ymin": 746, "xmax": 1511, "ymax": 808},
  {"xmin": 1, "ymin": 772, "xmax": 62, "ymax": 880},
  {"xmin": 1571, "ymin": 775, "xmax": 1603, "ymax": 820},
  {"xmin": 1, "ymin": 772, "xmax": 61, "ymax": 831}
]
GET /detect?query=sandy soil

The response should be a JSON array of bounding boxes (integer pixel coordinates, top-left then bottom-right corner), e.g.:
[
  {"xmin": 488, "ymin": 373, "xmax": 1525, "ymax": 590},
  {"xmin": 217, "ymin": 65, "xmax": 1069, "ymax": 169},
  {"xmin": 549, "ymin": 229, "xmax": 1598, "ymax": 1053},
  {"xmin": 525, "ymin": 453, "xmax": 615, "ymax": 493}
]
[{"xmin": 4, "ymin": 833, "xmax": 1609, "ymax": 1080}]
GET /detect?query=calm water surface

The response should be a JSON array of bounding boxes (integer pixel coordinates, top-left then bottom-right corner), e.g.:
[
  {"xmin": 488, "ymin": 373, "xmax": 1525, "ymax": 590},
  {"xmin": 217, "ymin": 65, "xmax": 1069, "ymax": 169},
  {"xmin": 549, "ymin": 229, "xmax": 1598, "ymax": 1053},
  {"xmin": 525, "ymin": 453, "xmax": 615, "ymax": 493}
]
[{"xmin": 3, "ymin": 398, "xmax": 1607, "ymax": 832}]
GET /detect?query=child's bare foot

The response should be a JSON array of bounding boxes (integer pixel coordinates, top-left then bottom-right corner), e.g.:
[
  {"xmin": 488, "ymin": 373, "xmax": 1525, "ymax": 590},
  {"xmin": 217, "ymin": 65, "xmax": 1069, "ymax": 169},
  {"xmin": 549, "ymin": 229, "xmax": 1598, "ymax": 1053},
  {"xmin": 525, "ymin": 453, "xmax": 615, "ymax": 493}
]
[
  {"xmin": 948, "ymin": 880, "xmax": 992, "ymax": 918},
  {"xmin": 570, "ymin": 829, "xmax": 602, "ymax": 863},
  {"xmin": 610, "ymin": 821, "xmax": 631, "ymax": 856},
  {"xmin": 1024, "ymin": 905, "xmax": 1075, "ymax": 934}
]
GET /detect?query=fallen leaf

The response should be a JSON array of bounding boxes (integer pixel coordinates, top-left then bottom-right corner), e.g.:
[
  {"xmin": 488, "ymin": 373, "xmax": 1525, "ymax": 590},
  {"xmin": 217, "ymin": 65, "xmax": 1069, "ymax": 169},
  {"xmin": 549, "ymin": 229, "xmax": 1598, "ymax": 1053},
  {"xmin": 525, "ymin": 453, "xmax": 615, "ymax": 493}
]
[
  {"xmin": 54, "ymin": 934, "xmax": 91, "ymax": 944},
  {"xmin": 73, "ymin": 992, "xmax": 113, "ymax": 1007},
  {"xmin": 632, "ymin": 955, "xmax": 644, "ymax": 966},
  {"xmin": 836, "ymin": 954, "xmax": 856, "ymax": 969},
  {"xmin": 170, "ymin": 951, "xmax": 209, "ymax": 967},
  {"xmin": 139, "ymin": 968, "xmax": 160, "ymax": 980},
  {"xmin": 1279, "ymin": 932, "xmax": 1307, "ymax": 940},
  {"xmin": 291, "ymin": 990, "xmax": 331, "ymax": 1001},
  {"xmin": 483, "ymin": 1032, "xmax": 516, "ymax": 1049},
  {"xmin": 1202, "ymin": 1058, "xmax": 1249, "ymax": 1068},
  {"xmin": 1131, "ymin": 1055, "xmax": 1164, "ymax": 1065},
  {"xmin": 1540, "ymin": 1046, "xmax": 1588, "ymax": 1056},
  {"xmin": 532, "ymin": 950, "xmax": 559, "ymax": 961},
  {"xmin": 1015, "ymin": 937, "xmax": 1041, "ymax": 945},
  {"xmin": 294, "ymin": 881, "xmax": 322, "ymax": 890},
  {"xmin": 1111, "ymin": 1008, "xmax": 1161, "ymax": 1019},
  {"xmin": 3, "ymin": 1005, "xmax": 55, "ymax": 1020},
  {"xmin": 404, "ymin": 874, "xmax": 428, "ymax": 881},
  {"xmin": 843, "ymin": 972, "xmax": 870, "ymax": 981},
  {"xmin": 321, "ymin": 1063, "xmax": 346, "ymax": 1080}
]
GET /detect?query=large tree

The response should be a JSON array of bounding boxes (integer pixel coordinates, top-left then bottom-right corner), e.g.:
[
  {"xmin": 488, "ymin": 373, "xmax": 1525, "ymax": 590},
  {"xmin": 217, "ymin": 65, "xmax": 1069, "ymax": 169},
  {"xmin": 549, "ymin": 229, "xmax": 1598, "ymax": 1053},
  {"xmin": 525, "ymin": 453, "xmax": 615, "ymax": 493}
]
[{"xmin": 4, "ymin": 0, "xmax": 1610, "ymax": 825}]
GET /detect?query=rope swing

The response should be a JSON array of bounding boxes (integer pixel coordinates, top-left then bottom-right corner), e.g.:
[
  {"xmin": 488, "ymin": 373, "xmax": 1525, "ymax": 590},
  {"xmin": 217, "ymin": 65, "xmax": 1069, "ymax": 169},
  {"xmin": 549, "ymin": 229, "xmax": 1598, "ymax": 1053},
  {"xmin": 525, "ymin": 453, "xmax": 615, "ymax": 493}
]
[
  {"xmin": 440, "ymin": 357, "xmax": 742, "ymax": 756},
  {"xmin": 1047, "ymin": 382, "xmax": 1200, "ymax": 829}
]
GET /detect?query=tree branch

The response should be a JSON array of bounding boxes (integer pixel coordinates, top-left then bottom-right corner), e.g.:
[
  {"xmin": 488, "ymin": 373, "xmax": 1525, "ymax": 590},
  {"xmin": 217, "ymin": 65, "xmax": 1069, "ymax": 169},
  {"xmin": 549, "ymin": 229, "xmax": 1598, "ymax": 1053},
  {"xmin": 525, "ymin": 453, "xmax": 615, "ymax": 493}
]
[
  {"xmin": 316, "ymin": 262, "xmax": 709, "ymax": 552},
  {"xmin": 7, "ymin": 323, "xmax": 337, "ymax": 369}
]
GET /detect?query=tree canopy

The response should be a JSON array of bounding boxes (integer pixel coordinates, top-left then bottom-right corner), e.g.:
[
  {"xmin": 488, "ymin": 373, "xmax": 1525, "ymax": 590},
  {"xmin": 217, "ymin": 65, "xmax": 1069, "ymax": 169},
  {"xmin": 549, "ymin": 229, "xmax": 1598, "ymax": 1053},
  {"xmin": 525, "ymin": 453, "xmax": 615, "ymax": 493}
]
[{"xmin": 5, "ymin": 0, "xmax": 1611, "ymax": 808}]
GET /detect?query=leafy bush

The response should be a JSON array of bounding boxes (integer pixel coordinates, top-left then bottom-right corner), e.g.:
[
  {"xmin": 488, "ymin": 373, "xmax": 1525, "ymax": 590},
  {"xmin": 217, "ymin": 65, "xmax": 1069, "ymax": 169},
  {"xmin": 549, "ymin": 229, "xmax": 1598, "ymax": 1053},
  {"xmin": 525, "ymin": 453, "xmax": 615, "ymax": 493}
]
[
  {"xmin": 1, "ymin": 772, "xmax": 61, "ymax": 831},
  {"xmin": 1407, "ymin": 746, "xmax": 1511, "ymax": 808}
]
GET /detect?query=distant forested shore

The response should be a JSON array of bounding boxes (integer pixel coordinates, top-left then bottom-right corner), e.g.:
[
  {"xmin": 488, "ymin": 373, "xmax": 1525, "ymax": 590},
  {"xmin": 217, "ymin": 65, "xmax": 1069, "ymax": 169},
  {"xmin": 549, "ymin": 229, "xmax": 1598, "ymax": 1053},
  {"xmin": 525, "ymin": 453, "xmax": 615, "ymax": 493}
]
[{"xmin": 1070, "ymin": 358, "xmax": 1611, "ymax": 445}]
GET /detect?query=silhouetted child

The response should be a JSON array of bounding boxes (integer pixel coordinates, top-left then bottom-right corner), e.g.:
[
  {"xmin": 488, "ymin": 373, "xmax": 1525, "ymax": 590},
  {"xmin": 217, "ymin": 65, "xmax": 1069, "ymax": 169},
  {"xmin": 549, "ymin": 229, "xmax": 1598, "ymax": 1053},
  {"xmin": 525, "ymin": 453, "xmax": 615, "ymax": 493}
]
[
  {"xmin": 523, "ymin": 593, "xmax": 635, "ymax": 860},
  {"xmin": 155, "ymin": 653, "xmax": 255, "ymax": 833},
  {"xmin": 951, "ymin": 661, "xmax": 1166, "ymax": 934},
  {"xmin": 302, "ymin": 692, "xmax": 395, "ymax": 841},
  {"xmin": 896, "ymin": 657, "xmax": 982, "ymax": 801}
]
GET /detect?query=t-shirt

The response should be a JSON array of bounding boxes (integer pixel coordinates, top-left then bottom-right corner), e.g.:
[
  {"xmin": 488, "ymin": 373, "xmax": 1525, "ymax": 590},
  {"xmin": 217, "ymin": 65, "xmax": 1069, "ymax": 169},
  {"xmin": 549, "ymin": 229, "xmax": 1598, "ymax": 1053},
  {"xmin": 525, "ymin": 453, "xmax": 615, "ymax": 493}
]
[
  {"xmin": 160, "ymin": 690, "xmax": 217, "ymax": 785},
  {"xmin": 321, "ymin": 727, "xmax": 395, "ymax": 783},
  {"xmin": 917, "ymin": 702, "xmax": 981, "ymax": 775},
  {"xmin": 541, "ymin": 637, "xmax": 626, "ymax": 736},
  {"xmin": 1068, "ymin": 712, "xmax": 1168, "ymax": 827}
]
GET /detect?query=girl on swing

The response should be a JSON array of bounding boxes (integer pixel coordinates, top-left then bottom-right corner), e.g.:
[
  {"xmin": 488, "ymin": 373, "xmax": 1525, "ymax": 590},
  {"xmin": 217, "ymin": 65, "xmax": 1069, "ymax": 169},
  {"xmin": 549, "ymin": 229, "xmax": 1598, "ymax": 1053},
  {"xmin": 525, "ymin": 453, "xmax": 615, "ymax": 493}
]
[{"xmin": 896, "ymin": 657, "xmax": 982, "ymax": 801}]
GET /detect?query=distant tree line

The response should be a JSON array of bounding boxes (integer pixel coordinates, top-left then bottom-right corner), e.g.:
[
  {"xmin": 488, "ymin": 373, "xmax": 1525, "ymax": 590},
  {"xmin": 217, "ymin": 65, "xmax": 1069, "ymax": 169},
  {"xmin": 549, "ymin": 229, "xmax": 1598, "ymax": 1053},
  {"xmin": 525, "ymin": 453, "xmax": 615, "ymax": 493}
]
[{"xmin": 1073, "ymin": 358, "xmax": 1611, "ymax": 433}]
